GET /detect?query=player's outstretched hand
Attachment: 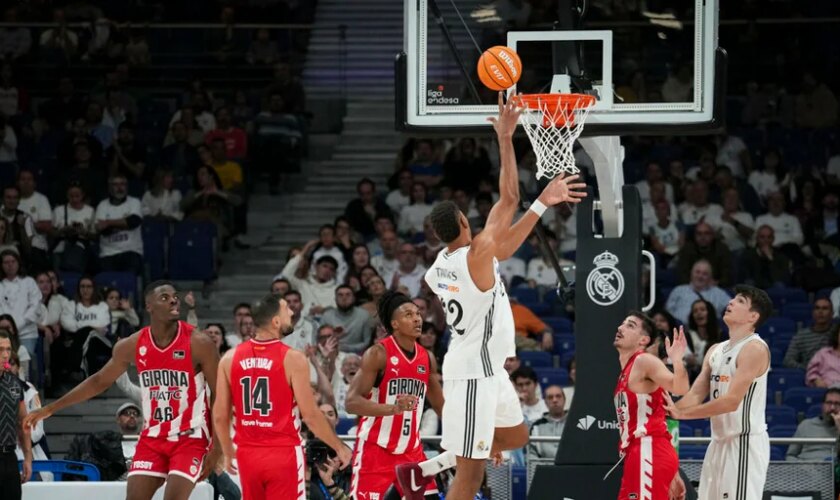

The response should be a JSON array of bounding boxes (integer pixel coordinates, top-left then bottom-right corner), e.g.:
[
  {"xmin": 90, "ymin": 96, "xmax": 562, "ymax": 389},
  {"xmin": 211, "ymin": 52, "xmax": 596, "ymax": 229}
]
[
  {"xmin": 336, "ymin": 443, "xmax": 353, "ymax": 470},
  {"xmin": 537, "ymin": 173, "xmax": 587, "ymax": 207},
  {"xmin": 665, "ymin": 326, "xmax": 687, "ymax": 362},
  {"xmin": 487, "ymin": 91, "xmax": 522, "ymax": 139},
  {"xmin": 394, "ymin": 394, "xmax": 419, "ymax": 413},
  {"xmin": 669, "ymin": 473, "xmax": 686, "ymax": 500},
  {"xmin": 222, "ymin": 453, "xmax": 238, "ymax": 476},
  {"xmin": 199, "ymin": 446, "xmax": 222, "ymax": 482},
  {"xmin": 662, "ymin": 393, "xmax": 683, "ymax": 420},
  {"xmin": 23, "ymin": 406, "xmax": 51, "ymax": 430}
]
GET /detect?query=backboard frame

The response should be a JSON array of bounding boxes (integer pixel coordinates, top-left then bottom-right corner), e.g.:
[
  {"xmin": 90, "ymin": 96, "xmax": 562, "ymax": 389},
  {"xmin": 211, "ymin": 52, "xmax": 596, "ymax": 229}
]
[{"xmin": 397, "ymin": 0, "xmax": 727, "ymax": 136}]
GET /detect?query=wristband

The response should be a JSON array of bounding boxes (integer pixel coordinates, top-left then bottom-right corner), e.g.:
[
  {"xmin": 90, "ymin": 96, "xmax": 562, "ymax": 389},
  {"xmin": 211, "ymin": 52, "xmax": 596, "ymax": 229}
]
[{"xmin": 529, "ymin": 199, "xmax": 548, "ymax": 217}]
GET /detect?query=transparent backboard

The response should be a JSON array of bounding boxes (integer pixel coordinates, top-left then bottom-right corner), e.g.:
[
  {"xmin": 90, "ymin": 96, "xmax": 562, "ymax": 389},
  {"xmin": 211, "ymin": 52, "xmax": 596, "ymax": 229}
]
[{"xmin": 398, "ymin": 0, "xmax": 725, "ymax": 135}]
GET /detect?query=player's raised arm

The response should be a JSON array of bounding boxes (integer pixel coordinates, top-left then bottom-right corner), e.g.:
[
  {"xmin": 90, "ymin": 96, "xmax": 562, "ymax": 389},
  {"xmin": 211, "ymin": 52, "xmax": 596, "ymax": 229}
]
[
  {"xmin": 213, "ymin": 350, "xmax": 237, "ymax": 474},
  {"xmin": 346, "ymin": 344, "xmax": 417, "ymax": 417},
  {"xmin": 638, "ymin": 327, "xmax": 689, "ymax": 395},
  {"xmin": 286, "ymin": 349, "xmax": 352, "ymax": 467},
  {"xmin": 669, "ymin": 341, "xmax": 769, "ymax": 420},
  {"xmin": 25, "ymin": 334, "xmax": 135, "ymax": 428},
  {"xmin": 675, "ymin": 344, "xmax": 717, "ymax": 409}
]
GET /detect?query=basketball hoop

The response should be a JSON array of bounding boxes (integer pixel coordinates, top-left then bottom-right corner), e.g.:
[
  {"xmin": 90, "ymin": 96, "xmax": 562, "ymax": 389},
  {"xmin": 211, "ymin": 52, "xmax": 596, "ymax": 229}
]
[{"xmin": 518, "ymin": 93, "xmax": 596, "ymax": 179}]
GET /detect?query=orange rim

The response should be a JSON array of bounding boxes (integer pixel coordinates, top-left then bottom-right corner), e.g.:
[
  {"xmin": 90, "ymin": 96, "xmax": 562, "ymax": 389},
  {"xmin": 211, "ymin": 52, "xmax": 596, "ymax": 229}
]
[{"xmin": 517, "ymin": 93, "xmax": 596, "ymax": 126}]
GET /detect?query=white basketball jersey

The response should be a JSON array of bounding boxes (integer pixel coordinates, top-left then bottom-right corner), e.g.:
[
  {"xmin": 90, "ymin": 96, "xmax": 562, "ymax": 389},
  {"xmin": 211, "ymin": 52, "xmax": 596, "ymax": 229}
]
[
  {"xmin": 425, "ymin": 247, "xmax": 515, "ymax": 380},
  {"xmin": 708, "ymin": 334, "xmax": 769, "ymax": 439}
]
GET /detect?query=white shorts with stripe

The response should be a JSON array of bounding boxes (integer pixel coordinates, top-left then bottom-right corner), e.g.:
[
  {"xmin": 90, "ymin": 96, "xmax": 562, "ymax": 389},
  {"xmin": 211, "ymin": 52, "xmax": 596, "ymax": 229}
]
[
  {"xmin": 441, "ymin": 371, "xmax": 523, "ymax": 459},
  {"xmin": 698, "ymin": 432, "xmax": 769, "ymax": 500}
]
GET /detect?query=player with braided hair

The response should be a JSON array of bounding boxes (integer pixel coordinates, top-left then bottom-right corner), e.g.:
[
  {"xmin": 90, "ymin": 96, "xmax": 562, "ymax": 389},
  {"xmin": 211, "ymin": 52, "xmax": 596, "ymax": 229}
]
[{"xmin": 345, "ymin": 291, "xmax": 444, "ymax": 500}]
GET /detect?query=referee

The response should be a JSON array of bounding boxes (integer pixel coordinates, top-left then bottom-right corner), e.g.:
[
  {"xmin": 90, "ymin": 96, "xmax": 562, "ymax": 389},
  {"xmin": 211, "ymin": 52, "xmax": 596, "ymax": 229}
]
[{"xmin": 0, "ymin": 330, "xmax": 31, "ymax": 499}]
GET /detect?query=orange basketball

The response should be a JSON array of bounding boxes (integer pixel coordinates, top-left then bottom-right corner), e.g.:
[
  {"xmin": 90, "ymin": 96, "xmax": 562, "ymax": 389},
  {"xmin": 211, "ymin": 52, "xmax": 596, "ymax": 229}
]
[{"xmin": 477, "ymin": 46, "xmax": 522, "ymax": 91}]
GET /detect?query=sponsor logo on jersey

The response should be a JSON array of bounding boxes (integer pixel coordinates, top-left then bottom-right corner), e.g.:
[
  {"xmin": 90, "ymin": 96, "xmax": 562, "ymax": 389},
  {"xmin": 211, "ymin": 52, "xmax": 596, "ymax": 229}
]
[
  {"xmin": 710, "ymin": 374, "xmax": 731, "ymax": 382},
  {"xmin": 390, "ymin": 356, "xmax": 399, "ymax": 365},
  {"xmin": 387, "ymin": 378, "xmax": 426, "ymax": 399},
  {"xmin": 140, "ymin": 369, "xmax": 190, "ymax": 388},
  {"xmin": 585, "ymin": 251, "xmax": 625, "ymax": 306},
  {"xmin": 133, "ymin": 460, "xmax": 154, "ymax": 470},
  {"xmin": 173, "ymin": 350, "xmax": 186, "ymax": 360},
  {"xmin": 190, "ymin": 465, "xmax": 198, "ymax": 475},
  {"xmin": 417, "ymin": 365, "xmax": 426, "ymax": 374},
  {"xmin": 192, "ymin": 458, "xmax": 200, "ymax": 466},
  {"xmin": 139, "ymin": 346, "xmax": 147, "ymax": 356},
  {"xmin": 437, "ymin": 283, "xmax": 459, "ymax": 292},
  {"xmin": 149, "ymin": 388, "xmax": 182, "ymax": 401}
]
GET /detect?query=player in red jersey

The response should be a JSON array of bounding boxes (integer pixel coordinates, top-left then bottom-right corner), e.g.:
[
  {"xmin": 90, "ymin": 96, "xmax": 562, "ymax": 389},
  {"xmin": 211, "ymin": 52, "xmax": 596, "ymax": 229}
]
[
  {"xmin": 25, "ymin": 281, "xmax": 221, "ymax": 500},
  {"xmin": 613, "ymin": 311, "xmax": 689, "ymax": 500},
  {"xmin": 345, "ymin": 291, "xmax": 444, "ymax": 500},
  {"xmin": 213, "ymin": 293, "xmax": 352, "ymax": 500}
]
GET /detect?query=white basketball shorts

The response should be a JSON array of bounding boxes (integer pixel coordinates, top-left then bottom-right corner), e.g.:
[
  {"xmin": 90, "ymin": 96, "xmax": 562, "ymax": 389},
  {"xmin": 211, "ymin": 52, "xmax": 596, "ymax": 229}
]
[
  {"xmin": 441, "ymin": 371, "xmax": 524, "ymax": 459},
  {"xmin": 698, "ymin": 432, "xmax": 769, "ymax": 500}
]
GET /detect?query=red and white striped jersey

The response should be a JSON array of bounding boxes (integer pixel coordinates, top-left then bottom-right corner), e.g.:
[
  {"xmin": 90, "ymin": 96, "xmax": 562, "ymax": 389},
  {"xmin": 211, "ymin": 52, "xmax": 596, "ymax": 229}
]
[
  {"xmin": 356, "ymin": 336, "xmax": 430, "ymax": 455},
  {"xmin": 136, "ymin": 321, "xmax": 210, "ymax": 441},
  {"xmin": 230, "ymin": 338, "xmax": 302, "ymax": 448},
  {"xmin": 613, "ymin": 351, "xmax": 670, "ymax": 454}
]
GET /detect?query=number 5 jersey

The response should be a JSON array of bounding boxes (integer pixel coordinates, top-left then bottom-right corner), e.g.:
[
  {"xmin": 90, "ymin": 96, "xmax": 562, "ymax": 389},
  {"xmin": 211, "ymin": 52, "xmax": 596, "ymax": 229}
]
[
  {"xmin": 424, "ymin": 246, "xmax": 515, "ymax": 380},
  {"xmin": 136, "ymin": 321, "xmax": 210, "ymax": 440}
]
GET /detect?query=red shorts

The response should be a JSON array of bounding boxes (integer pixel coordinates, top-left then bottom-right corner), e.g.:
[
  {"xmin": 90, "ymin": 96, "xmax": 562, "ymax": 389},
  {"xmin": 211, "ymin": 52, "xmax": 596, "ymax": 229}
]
[
  {"xmin": 237, "ymin": 445, "xmax": 305, "ymax": 500},
  {"xmin": 619, "ymin": 436, "xmax": 678, "ymax": 500},
  {"xmin": 128, "ymin": 436, "xmax": 210, "ymax": 482},
  {"xmin": 350, "ymin": 440, "xmax": 438, "ymax": 498}
]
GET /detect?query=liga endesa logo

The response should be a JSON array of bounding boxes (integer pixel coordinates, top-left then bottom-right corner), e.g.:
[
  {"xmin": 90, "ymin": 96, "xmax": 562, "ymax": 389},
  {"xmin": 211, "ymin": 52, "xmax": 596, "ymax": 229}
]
[{"xmin": 427, "ymin": 84, "xmax": 460, "ymax": 105}]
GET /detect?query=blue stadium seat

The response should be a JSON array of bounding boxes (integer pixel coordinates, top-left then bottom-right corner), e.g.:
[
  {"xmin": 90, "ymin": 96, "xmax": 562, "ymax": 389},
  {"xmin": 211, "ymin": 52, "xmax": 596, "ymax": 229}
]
[
  {"xmin": 560, "ymin": 351, "xmax": 575, "ymax": 369},
  {"xmin": 681, "ymin": 419, "xmax": 707, "ymax": 436},
  {"xmin": 770, "ymin": 446, "xmax": 786, "ymax": 461},
  {"xmin": 142, "ymin": 220, "xmax": 170, "ymax": 281},
  {"xmin": 336, "ymin": 418, "xmax": 355, "ymax": 435},
  {"xmin": 816, "ymin": 288, "xmax": 834, "ymax": 300},
  {"xmin": 535, "ymin": 367, "xmax": 569, "ymax": 388},
  {"xmin": 805, "ymin": 404, "xmax": 822, "ymax": 419},
  {"xmin": 20, "ymin": 460, "xmax": 100, "ymax": 481},
  {"xmin": 95, "ymin": 272, "xmax": 140, "ymax": 306},
  {"xmin": 169, "ymin": 222, "xmax": 217, "ymax": 281},
  {"xmin": 770, "ymin": 347, "xmax": 785, "ymax": 368},
  {"xmin": 519, "ymin": 351, "xmax": 552, "ymax": 368},
  {"xmin": 768, "ymin": 369, "xmax": 805, "ymax": 394},
  {"xmin": 758, "ymin": 317, "xmax": 796, "ymax": 338},
  {"xmin": 770, "ymin": 333, "xmax": 796, "ymax": 352},
  {"xmin": 764, "ymin": 405, "xmax": 797, "ymax": 427},
  {"xmin": 511, "ymin": 465, "xmax": 527, "ymax": 500},
  {"xmin": 553, "ymin": 334, "xmax": 575, "ymax": 355},
  {"xmin": 678, "ymin": 423, "xmax": 696, "ymax": 438},
  {"xmin": 544, "ymin": 316, "xmax": 573, "ymax": 333},
  {"xmin": 511, "ymin": 288, "xmax": 539, "ymax": 304},
  {"xmin": 784, "ymin": 388, "xmax": 827, "ymax": 411},
  {"xmin": 58, "ymin": 272, "xmax": 81, "ymax": 299},
  {"xmin": 679, "ymin": 445, "xmax": 708, "ymax": 460},
  {"xmin": 782, "ymin": 303, "xmax": 813, "ymax": 326},
  {"xmin": 767, "ymin": 287, "xmax": 808, "ymax": 309},
  {"xmin": 769, "ymin": 425, "xmax": 798, "ymax": 437}
]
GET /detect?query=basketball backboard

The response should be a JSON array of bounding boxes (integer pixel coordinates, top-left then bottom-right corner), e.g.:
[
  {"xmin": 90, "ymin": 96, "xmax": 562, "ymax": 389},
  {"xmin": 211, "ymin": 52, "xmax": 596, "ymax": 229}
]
[{"xmin": 398, "ymin": 0, "xmax": 725, "ymax": 136}]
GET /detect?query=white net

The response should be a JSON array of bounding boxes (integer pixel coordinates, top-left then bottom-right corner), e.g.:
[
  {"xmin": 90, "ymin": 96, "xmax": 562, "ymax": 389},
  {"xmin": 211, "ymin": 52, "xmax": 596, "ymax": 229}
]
[{"xmin": 518, "ymin": 94, "xmax": 595, "ymax": 180}]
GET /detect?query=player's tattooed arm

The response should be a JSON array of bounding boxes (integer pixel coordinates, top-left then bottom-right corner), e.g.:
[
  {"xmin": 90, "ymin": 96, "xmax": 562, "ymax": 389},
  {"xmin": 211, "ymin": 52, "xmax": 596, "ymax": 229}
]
[
  {"xmin": 193, "ymin": 332, "xmax": 222, "ymax": 481},
  {"xmin": 425, "ymin": 351, "xmax": 444, "ymax": 416},
  {"xmin": 25, "ymin": 333, "xmax": 137, "ymax": 428},
  {"xmin": 346, "ymin": 344, "xmax": 411, "ymax": 416},
  {"xmin": 213, "ymin": 351, "xmax": 237, "ymax": 475}
]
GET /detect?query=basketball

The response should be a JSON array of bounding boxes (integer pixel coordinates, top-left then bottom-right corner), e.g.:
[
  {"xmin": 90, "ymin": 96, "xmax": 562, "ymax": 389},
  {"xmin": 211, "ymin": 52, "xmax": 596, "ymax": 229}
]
[{"xmin": 477, "ymin": 46, "xmax": 522, "ymax": 91}]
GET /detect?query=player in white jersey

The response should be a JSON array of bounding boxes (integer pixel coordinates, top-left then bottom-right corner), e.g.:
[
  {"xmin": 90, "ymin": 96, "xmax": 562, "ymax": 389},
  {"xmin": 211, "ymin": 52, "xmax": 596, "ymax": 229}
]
[
  {"xmin": 666, "ymin": 285, "xmax": 773, "ymax": 500},
  {"xmin": 395, "ymin": 93, "xmax": 587, "ymax": 500}
]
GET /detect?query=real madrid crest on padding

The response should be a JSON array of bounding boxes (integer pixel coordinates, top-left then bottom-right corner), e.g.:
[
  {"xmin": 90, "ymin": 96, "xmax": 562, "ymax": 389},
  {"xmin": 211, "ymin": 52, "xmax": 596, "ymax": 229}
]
[{"xmin": 585, "ymin": 251, "xmax": 624, "ymax": 306}]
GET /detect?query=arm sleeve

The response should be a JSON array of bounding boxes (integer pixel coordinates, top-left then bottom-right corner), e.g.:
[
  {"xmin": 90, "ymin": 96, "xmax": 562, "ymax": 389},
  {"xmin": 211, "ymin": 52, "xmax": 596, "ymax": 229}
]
[
  {"xmin": 93, "ymin": 304, "xmax": 111, "ymax": 329},
  {"xmin": 22, "ymin": 279, "xmax": 42, "ymax": 326},
  {"xmin": 124, "ymin": 308, "xmax": 140, "ymax": 327},
  {"xmin": 140, "ymin": 193, "xmax": 152, "ymax": 216},
  {"xmin": 115, "ymin": 372, "xmax": 143, "ymax": 407},
  {"xmin": 60, "ymin": 301, "xmax": 78, "ymax": 332},
  {"xmin": 280, "ymin": 254, "xmax": 306, "ymax": 287}
]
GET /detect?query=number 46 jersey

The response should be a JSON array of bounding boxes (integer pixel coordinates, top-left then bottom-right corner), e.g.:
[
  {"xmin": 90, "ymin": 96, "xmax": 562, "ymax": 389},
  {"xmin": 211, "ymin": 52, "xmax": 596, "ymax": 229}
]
[
  {"xmin": 230, "ymin": 339, "xmax": 303, "ymax": 448},
  {"xmin": 425, "ymin": 247, "xmax": 515, "ymax": 381}
]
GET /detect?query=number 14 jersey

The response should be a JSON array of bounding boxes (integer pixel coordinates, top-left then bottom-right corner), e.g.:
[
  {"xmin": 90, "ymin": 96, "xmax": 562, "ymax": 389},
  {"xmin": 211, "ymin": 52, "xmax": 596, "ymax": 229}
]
[
  {"xmin": 425, "ymin": 246, "xmax": 515, "ymax": 380},
  {"xmin": 230, "ymin": 339, "xmax": 302, "ymax": 448}
]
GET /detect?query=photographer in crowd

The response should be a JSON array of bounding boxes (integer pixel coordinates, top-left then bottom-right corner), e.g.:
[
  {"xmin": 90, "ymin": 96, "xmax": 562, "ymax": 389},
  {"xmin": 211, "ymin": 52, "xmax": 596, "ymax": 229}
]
[{"xmin": 305, "ymin": 402, "xmax": 351, "ymax": 500}]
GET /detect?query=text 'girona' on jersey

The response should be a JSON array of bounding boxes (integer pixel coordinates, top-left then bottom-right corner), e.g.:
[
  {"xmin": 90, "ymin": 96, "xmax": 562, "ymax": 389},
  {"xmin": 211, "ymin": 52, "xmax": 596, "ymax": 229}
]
[
  {"xmin": 613, "ymin": 351, "xmax": 671, "ymax": 453},
  {"xmin": 356, "ymin": 337, "xmax": 430, "ymax": 455},
  {"xmin": 135, "ymin": 321, "xmax": 210, "ymax": 440},
  {"xmin": 230, "ymin": 339, "xmax": 302, "ymax": 448},
  {"xmin": 424, "ymin": 247, "xmax": 515, "ymax": 380}
]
